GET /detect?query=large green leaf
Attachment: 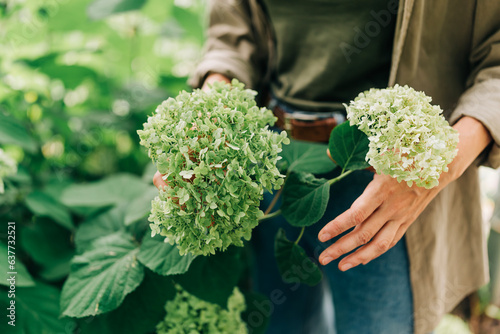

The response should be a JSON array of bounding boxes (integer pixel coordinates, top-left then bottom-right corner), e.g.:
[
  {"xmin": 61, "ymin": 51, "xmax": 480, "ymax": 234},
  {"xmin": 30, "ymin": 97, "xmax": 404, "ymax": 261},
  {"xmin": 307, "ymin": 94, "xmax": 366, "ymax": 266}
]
[
  {"xmin": 20, "ymin": 219, "xmax": 75, "ymax": 281},
  {"xmin": 0, "ymin": 113, "xmax": 37, "ymax": 153},
  {"xmin": 281, "ymin": 172, "xmax": 330, "ymax": 227},
  {"xmin": 173, "ymin": 247, "xmax": 245, "ymax": 308},
  {"xmin": 60, "ymin": 232, "xmax": 144, "ymax": 318},
  {"xmin": 61, "ymin": 174, "xmax": 150, "ymax": 208},
  {"xmin": 74, "ymin": 206, "xmax": 125, "ymax": 253},
  {"xmin": 78, "ymin": 270, "xmax": 176, "ymax": 334},
  {"xmin": 25, "ymin": 191, "xmax": 74, "ymax": 230},
  {"xmin": 124, "ymin": 185, "xmax": 158, "ymax": 226},
  {"xmin": 87, "ymin": 0, "xmax": 147, "ymax": 20},
  {"xmin": 0, "ymin": 282, "xmax": 75, "ymax": 334},
  {"xmin": 274, "ymin": 229, "xmax": 322, "ymax": 286},
  {"xmin": 0, "ymin": 242, "xmax": 35, "ymax": 287},
  {"xmin": 138, "ymin": 233, "xmax": 196, "ymax": 276},
  {"xmin": 279, "ymin": 139, "xmax": 336, "ymax": 174},
  {"xmin": 328, "ymin": 122, "xmax": 370, "ymax": 172}
]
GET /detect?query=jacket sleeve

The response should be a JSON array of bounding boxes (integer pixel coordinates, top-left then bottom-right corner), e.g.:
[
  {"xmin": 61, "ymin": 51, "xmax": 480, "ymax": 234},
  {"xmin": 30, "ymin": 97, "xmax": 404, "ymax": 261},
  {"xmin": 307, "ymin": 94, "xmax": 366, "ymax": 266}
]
[
  {"xmin": 188, "ymin": 0, "xmax": 271, "ymax": 90},
  {"xmin": 449, "ymin": 2, "xmax": 500, "ymax": 168}
]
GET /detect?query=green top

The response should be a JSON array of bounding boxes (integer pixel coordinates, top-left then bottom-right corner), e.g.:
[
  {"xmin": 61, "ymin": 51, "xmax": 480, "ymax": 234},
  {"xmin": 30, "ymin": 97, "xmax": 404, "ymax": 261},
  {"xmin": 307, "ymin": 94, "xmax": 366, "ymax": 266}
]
[{"xmin": 262, "ymin": 0, "xmax": 398, "ymax": 111}]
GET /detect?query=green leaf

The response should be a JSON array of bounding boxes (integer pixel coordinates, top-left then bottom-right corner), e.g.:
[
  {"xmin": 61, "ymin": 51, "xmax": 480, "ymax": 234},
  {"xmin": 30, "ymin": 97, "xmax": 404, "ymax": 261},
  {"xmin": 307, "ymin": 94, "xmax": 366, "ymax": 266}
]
[
  {"xmin": 78, "ymin": 269, "xmax": 176, "ymax": 334},
  {"xmin": 20, "ymin": 219, "xmax": 75, "ymax": 281},
  {"xmin": 61, "ymin": 174, "xmax": 150, "ymax": 208},
  {"xmin": 25, "ymin": 191, "xmax": 74, "ymax": 230},
  {"xmin": 279, "ymin": 139, "xmax": 336, "ymax": 174},
  {"xmin": 74, "ymin": 206, "xmax": 125, "ymax": 253},
  {"xmin": 124, "ymin": 185, "xmax": 158, "ymax": 226},
  {"xmin": 173, "ymin": 247, "xmax": 245, "ymax": 308},
  {"xmin": 281, "ymin": 172, "xmax": 330, "ymax": 227},
  {"xmin": 328, "ymin": 122, "xmax": 370, "ymax": 172},
  {"xmin": 138, "ymin": 233, "xmax": 196, "ymax": 276},
  {"xmin": 0, "ymin": 113, "xmax": 37, "ymax": 153},
  {"xmin": 274, "ymin": 229, "xmax": 322, "ymax": 286},
  {"xmin": 0, "ymin": 242, "xmax": 35, "ymax": 287},
  {"xmin": 60, "ymin": 232, "xmax": 145, "ymax": 318},
  {"xmin": 87, "ymin": 0, "xmax": 147, "ymax": 20},
  {"xmin": 0, "ymin": 282, "xmax": 75, "ymax": 334}
]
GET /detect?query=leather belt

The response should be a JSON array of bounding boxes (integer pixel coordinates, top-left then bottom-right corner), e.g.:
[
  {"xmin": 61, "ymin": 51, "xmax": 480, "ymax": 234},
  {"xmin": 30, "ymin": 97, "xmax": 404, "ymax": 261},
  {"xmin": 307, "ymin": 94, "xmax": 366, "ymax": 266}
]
[{"xmin": 268, "ymin": 97, "xmax": 345, "ymax": 143}]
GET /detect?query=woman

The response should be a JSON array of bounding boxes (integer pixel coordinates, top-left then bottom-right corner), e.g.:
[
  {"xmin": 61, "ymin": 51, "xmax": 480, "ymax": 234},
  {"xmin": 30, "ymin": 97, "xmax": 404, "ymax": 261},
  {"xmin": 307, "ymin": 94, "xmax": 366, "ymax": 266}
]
[{"xmin": 155, "ymin": 1, "xmax": 499, "ymax": 333}]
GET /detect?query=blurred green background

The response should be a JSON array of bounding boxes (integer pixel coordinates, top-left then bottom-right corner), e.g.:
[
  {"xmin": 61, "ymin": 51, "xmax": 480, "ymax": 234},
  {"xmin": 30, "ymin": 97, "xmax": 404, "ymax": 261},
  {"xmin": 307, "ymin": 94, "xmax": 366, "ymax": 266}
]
[{"xmin": 0, "ymin": 0, "xmax": 499, "ymax": 333}]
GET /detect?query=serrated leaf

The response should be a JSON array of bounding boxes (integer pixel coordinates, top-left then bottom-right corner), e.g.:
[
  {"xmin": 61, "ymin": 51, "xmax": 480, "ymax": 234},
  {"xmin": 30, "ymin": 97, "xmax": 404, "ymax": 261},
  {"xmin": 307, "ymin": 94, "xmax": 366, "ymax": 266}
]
[
  {"xmin": 21, "ymin": 219, "xmax": 75, "ymax": 281},
  {"xmin": 25, "ymin": 191, "xmax": 74, "ymax": 230},
  {"xmin": 0, "ymin": 113, "xmax": 37, "ymax": 153},
  {"xmin": 124, "ymin": 186, "xmax": 158, "ymax": 226},
  {"xmin": 60, "ymin": 232, "xmax": 144, "ymax": 318},
  {"xmin": 328, "ymin": 122, "xmax": 370, "ymax": 171},
  {"xmin": 61, "ymin": 174, "xmax": 150, "ymax": 208},
  {"xmin": 78, "ymin": 270, "xmax": 176, "ymax": 334},
  {"xmin": 74, "ymin": 206, "xmax": 125, "ymax": 253},
  {"xmin": 0, "ymin": 282, "xmax": 75, "ymax": 334},
  {"xmin": 173, "ymin": 247, "xmax": 245, "ymax": 308},
  {"xmin": 0, "ymin": 242, "xmax": 35, "ymax": 287},
  {"xmin": 281, "ymin": 172, "xmax": 330, "ymax": 227},
  {"xmin": 138, "ymin": 233, "xmax": 196, "ymax": 276},
  {"xmin": 279, "ymin": 139, "xmax": 336, "ymax": 174},
  {"xmin": 87, "ymin": 0, "xmax": 147, "ymax": 20},
  {"xmin": 274, "ymin": 229, "xmax": 322, "ymax": 286}
]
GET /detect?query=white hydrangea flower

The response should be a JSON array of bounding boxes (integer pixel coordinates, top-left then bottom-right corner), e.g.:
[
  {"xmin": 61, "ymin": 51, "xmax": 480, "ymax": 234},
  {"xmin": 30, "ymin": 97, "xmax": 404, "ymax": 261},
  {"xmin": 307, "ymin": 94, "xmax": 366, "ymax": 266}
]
[
  {"xmin": 345, "ymin": 85, "xmax": 459, "ymax": 189},
  {"xmin": 0, "ymin": 148, "xmax": 17, "ymax": 193}
]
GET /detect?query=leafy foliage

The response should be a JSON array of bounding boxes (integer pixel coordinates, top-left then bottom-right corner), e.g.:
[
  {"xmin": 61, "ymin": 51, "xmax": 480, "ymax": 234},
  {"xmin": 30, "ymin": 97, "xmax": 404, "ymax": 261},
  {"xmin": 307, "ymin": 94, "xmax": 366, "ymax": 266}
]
[
  {"xmin": 0, "ymin": 148, "xmax": 17, "ymax": 193},
  {"xmin": 274, "ymin": 229, "xmax": 322, "ymax": 286},
  {"xmin": 279, "ymin": 139, "xmax": 336, "ymax": 174},
  {"xmin": 0, "ymin": 282, "xmax": 75, "ymax": 334},
  {"xmin": 138, "ymin": 232, "xmax": 196, "ymax": 276},
  {"xmin": 139, "ymin": 80, "xmax": 289, "ymax": 255},
  {"xmin": 60, "ymin": 232, "xmax": 145, "ymax": 318},
  {"xmin": 281, "ymin": 172, "xmax": 330, "ymax": 227},
  {"xmin": 328, "ymin": 121, "xmax": 370, "ymax": 172}
]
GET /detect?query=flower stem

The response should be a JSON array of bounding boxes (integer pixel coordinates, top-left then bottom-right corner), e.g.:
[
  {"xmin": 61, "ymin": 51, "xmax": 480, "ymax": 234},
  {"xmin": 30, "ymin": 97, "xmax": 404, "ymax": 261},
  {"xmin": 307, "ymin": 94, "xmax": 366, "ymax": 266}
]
[
  {"xmin": 327, "ymin": 169, "xmax": 354, "ymax": 185},
  {"xmin": 294, "ymin": 226, "xmax": 305, "ymax": 245},
  {"xmin": 259, "ymin": 209, "xmax": 282, "ymax": 222},
  {"xmin": 264, "ymin": 187, "xmax": 283, "ymax": 215}
]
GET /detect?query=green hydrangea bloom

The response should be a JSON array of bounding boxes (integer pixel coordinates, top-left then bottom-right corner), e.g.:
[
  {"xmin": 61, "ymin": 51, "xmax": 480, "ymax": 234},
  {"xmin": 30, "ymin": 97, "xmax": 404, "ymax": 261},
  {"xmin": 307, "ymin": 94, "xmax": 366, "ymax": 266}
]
[
  {"xmin": 156, "ymin": 285, "xmax": 248, "ymax": 334},
  {"xmin": 138, "ymin": 80, "xmax": 289, "ymax": 255},
  {"xmin": 0, "ymin": 148, "xmax": 17, "ymax": 193},
  {"xmin": 345, "ymin": 85, "xmax": 459, "ymax": 189}
]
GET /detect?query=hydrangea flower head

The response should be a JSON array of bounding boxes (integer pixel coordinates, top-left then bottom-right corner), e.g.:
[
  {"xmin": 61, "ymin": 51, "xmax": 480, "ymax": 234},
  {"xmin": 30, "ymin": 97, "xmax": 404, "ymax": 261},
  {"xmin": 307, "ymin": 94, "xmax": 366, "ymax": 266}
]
[
  {"xmin": 138, "ymin": 80, "xmax": 289, "ymax": 255},
  {"xmin": 156, "ymin": 285, "xmax": 248, "ymax": 334},
  {"xmin": 0, "ymin": 148, "xmax": 17, "ymax": 193},
  {"xmin": 345, "ymin": 85, "xmax": 459, "ymax": 189}
]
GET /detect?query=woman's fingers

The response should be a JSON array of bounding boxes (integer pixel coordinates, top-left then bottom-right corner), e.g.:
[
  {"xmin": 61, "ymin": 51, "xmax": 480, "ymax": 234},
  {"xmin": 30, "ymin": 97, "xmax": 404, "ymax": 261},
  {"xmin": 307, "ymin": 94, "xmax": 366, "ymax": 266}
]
[
  {"xmin": 153, "ymin": 171, "xmax": 168, "ymax": 190},
  {"xmin": 318, "ymin": 180, "xmax": 386, "ymax": 242},
  {"xmin": 338, "ymin": 220, "xmax": 405, "ymax": 271},
  {"xmin": 318, "ymin": 207, "xmax": 391, "ymax": 265}
]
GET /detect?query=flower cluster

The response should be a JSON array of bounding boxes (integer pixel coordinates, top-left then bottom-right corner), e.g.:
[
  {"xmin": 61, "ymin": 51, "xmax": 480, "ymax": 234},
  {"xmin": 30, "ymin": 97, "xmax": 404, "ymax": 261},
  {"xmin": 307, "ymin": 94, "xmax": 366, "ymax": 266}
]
[
  {"xmin": 345, "ymin": 85, "xmax": 459, "ymax": 189},
  {"xmin": 138, "ymin": 80, "xmax": 289, "ymax": 255},
  {"xmin": 156, "ymin": 285, "xmax": 248, "ymax": 334},
  {"xmin": 0, "ymin": 148, "xmax": 17, "ymax": 193}
]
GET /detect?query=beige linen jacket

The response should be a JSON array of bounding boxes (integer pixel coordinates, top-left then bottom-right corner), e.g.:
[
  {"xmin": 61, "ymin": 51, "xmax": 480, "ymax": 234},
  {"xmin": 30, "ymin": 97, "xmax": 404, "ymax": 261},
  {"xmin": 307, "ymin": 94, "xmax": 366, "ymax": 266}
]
[{"xmin": 190, "ymin": 1, "xmax": 500, "ymax": 333}]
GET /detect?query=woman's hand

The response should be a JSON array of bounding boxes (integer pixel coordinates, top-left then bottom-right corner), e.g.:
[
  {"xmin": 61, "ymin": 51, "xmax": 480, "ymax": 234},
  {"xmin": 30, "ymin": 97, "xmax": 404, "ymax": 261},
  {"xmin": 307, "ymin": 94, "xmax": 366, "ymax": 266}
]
[
  {"xmin": 153, "ymin": 73, "xmax": 231, "ymax": 190},
  {"xmin": 318, "ymin": 116, "xmax": 493, "ymax": 271}
]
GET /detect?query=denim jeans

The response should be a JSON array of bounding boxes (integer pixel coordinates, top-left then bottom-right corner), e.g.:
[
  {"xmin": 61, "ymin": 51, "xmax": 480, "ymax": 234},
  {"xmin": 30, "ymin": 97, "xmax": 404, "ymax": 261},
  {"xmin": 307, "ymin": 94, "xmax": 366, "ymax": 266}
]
[{"xmin": 250, "ymin": 169, "xmax": 414, "ymax": 334}]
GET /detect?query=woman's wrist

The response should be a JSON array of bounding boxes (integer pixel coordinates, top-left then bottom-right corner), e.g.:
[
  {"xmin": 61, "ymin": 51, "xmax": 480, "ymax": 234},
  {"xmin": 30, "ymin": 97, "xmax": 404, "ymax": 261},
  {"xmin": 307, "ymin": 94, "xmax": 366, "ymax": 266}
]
[{"xmin": 440, "ymin": 116, "xmax": 492, "ymax": 187}]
